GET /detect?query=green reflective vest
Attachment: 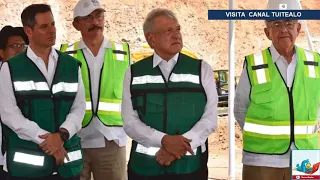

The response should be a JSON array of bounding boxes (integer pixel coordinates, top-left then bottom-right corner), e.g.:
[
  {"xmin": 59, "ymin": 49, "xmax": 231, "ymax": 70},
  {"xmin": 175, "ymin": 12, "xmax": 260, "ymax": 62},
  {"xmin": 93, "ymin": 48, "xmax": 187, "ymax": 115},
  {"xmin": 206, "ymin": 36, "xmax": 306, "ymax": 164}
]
[
  {"xmin": 244, "ymin": 47, "xmax": 320, "ymax": 154},
  {"xmin": 129, "ymin": 53, "xmax": 207, "ymax": 176},
  {"xmin": 60, "ymin": 41, "xmax": 130, "ymax": 127},
  {"xmin": 3, "ymin": 50, "xmax": 83, "ymax": 178}
]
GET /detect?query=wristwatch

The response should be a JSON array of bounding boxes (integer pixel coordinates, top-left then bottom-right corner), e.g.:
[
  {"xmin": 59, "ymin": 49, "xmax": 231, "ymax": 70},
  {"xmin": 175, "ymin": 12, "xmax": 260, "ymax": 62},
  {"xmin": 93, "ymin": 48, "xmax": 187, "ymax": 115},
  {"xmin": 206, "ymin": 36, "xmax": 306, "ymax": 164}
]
[{"xmin": 58, "ymin": 129, "xmax": 69, "ymax": 142}]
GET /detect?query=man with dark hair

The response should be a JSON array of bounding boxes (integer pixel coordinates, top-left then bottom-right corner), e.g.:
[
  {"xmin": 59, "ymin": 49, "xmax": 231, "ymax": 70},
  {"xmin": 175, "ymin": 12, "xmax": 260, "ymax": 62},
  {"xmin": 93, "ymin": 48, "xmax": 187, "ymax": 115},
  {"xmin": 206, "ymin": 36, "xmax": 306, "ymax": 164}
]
[
  {"xmin": 0, "ymin": 4, "xmax": 85, "ymax": 180},
  {"xmin": 0, "ymin": 25, "xmax": 29, "ymax": 180},
  {"xmin": 0, "ymin": 26, "xmax": 29, "ymax": 62}
]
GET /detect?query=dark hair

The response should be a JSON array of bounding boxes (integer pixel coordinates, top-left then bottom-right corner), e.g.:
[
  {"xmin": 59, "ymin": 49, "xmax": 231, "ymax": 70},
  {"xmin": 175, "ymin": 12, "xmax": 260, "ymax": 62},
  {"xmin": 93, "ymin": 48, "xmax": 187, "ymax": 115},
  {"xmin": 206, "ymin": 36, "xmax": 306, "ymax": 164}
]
[
  {"xmin": 0, "ymin": 26, "xmax": 29, "ymax": 49},
  {"xmin": 21, "ymin": 4, "xmax": 52, "ymax": 28}
]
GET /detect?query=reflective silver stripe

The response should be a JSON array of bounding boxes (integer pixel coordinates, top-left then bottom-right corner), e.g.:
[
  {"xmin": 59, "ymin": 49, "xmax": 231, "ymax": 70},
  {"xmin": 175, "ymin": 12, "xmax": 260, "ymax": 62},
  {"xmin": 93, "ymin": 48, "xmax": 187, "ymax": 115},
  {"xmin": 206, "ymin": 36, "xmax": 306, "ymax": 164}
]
[
  {"xmin": 136, "ymin": 144, "xmax": 197, "ymax": 156},
  {"xmin": 13, "ymin": 152, "xmax": 44, "ymax": 166},
  {"xmin": 64, "ymin": 150, "xmax": 82, "ymax": 163},
  {"xmin": 132, "ymin": 75, "xmax": 164, "ymax": 85},
  {"xmin": 52, "ymin": 82, "xmax": 78, "ymax": 94},
  {"xmin": 169, "ymin": 73, "xmax": 199, "ymax": 84},
  {"xmin": 86, "ymin": 101, "xmax": 92, "ymax": 111},
  {"xmin": 295, "ymin": 125, "xmax": 317, "ymax": 134},
  {"xmin": 136, "ymin": 144, "xmax": 159, "ymax": 156},
  {"xmin": 14, "ymin": 81, "xmax": 49, "ymax": 91},
  {"xmin": 98, "ymin": 102, "xmax": 121, "ymax": 112},
  {"xmin": 244, "ymin": 122, "xmax": 317, "ymax": 135},
  {"xmin": 253, "ymin": 51, "xmax": 267, "ymax": 84},
  {"xmin": 305, "ymin": 50, "xmax": 316, "ymax": 78},
  {"xmin": 115, "ymin": 42, "xmax": 124, "ymax": 61}
]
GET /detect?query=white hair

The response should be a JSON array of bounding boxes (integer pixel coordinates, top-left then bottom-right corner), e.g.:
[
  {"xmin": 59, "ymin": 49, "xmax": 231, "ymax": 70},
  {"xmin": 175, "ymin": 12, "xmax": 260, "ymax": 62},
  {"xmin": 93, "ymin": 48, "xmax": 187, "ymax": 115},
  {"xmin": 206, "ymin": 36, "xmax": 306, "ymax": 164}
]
[{"xmin": 143, "ymin": 8, "xmax": 178, "ymax": 34}]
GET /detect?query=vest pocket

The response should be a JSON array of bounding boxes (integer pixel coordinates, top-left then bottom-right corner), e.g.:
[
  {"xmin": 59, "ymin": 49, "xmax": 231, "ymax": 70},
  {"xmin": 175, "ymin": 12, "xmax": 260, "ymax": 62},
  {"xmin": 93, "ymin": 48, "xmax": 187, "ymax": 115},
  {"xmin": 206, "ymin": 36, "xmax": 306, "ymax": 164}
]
[
  {"xmin": 249, "ymin": 82, "xmax": 274, "ymax": 119},
  {"xmin": 113, "ymin": 83, "xmax": 123, "ymax": 99},
  {"xmin": 167, "ymin": 102, "xmax": 196, "ymax": 132},
  {"xmin": 131, "ymin": 95, "xmax": 145, "ymax": 113},
  {"xmin": 8, "ymin": 146, "xmax": 53, "ymax": 178},
  {"xmin": 57, "ymin": 144, "xmax": 83, "ymax": 178},
  {"xmin": 304, "ymin": 77, "xmax": 320, "ymax": 121},
  {"xmin": 145, "ymin": 95, "xmax": 164, "ymax": 113},
  {"xmin": 29, "ymin": 99, "xmax": 55, "ymax": 132},
  {"xmin": 251, "ymin": 82, "xmax": 273, "ymax": 104}
]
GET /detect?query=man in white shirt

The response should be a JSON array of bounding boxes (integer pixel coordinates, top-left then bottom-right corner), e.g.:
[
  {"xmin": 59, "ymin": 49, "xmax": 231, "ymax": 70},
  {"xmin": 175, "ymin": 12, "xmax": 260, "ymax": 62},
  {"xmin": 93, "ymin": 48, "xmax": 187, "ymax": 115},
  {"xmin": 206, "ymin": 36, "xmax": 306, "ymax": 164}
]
[
  {"xmin": 234, "ymin": 1, "xmax": 320, "ymax": 180},
  {"xmin": 0, "ymin": 4, "xmax": 85, "ymax": 180},
  {"xmin": 60, "ymin": 1, "xmax": 130, "ymax": 180},
  {"xmin": 122, "ymin": 8, "xmax": 218, "ymax": 180},
  {"xmin": 0, "ymin": 25, "xmax": 29, "ymax": 180}
]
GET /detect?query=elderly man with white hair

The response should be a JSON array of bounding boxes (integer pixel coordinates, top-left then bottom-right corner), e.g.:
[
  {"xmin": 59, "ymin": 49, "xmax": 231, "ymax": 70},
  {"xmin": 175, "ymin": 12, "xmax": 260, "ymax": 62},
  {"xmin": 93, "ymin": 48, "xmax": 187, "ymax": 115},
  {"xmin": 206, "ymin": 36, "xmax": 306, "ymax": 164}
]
[
  {"xmin": 234, "ymin": 0, "xmax": 320, "ymax": 180},
  {"xmin": 121, "ymin": 8, "xmax": 218, "ymax": 180}
]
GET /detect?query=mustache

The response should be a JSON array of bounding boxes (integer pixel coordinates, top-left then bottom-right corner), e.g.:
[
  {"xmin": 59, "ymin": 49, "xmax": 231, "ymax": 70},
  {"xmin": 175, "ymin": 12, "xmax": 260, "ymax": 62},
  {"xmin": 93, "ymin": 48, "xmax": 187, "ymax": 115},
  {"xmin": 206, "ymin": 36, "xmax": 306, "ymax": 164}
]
[{"xmin": 88, "ymin": 26, "xmax": 103, "ymax": 32}]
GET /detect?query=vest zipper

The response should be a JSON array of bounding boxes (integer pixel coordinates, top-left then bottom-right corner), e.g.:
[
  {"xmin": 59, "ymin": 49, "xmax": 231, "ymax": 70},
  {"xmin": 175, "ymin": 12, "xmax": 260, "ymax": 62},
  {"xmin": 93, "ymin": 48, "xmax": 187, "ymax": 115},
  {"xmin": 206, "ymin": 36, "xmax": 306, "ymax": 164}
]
[
  {"xmin": 24, "ymin": 50, "xmax": 62, "ymax": 173},
  {"xmin": 288, "ymin": 89, "xmax": 295, "ymax": 144},
  {"xmin": 274, "ymin": 60, "xmax": 295, "ymax": 151}
]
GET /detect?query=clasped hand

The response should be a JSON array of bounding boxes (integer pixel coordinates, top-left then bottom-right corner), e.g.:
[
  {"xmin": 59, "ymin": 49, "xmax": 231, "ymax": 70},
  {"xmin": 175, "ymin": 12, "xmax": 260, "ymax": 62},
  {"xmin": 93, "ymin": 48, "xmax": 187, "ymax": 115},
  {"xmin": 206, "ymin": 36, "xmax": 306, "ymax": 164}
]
[
  {"xmin": 156, "ymin": 135, "xmax": 194, "ymax": 166},
  {"xmin": 39, "ymin": 133, "xmax": 69, "ymax": 165}
]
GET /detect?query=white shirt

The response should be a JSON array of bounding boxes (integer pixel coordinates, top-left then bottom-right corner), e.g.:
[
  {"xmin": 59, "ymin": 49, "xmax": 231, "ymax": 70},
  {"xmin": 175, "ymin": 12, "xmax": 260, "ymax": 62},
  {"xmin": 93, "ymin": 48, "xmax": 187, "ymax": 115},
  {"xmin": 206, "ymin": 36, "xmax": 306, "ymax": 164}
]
[
  {"xmin": 0, "ymin": 47, "xmax": 86, "ymax": 171},
  {"xmin": 121, "ymin": 52, "xmax": 218, "ymax": 151},
  {"xmin": 234, "ymin": 45, "xmax": 320, "ymax": 168},
  {"xmin": 0, "ymin": 61, "xmax": 3, "ymax": 165},
  {"xmin": 77, "ymin": 38, "xmax": 127, "ymax": 148}
]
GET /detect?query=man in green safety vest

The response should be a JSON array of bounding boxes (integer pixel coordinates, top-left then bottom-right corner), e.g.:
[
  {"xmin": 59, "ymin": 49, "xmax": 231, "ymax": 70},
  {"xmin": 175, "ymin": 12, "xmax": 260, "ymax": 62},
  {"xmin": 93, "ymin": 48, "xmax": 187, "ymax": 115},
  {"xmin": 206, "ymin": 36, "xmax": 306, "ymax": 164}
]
[
  {"xmin": 0, "ymin": 25, "xmax": 29, "ymax": 180},
  {"xmin": 0, "ymin": 4, "xmax": 86, "ymax": 180},
  {"xmin": 121, "ymin": 8, "xmax": 218, "ymax": 180},
  {"xmin": 60, "ymin": 0, "xmax": 130, "ymax": 180},
  {"xmin": 234, "ymin": 0, "xmax": 320, "ymax": 180}
]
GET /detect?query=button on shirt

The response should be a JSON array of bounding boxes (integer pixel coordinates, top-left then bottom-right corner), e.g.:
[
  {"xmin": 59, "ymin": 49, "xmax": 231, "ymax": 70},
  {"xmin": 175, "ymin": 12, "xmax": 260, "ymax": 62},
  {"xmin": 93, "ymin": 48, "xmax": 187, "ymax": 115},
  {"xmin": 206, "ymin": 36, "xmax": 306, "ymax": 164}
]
[
  {"xmin": 0, "ymin": 47, "xmax": 86, "ymax": 171},
  {"xmin": 121, "ymin": 52, "xmax": 218, "ymax": 151},
  {"xmin": 76, "ymin": 38, "xmax": 127, "ymax": 148},
  {"xmin": 234, "ymin": 45, "xmax": 320, "ymax": 167}
]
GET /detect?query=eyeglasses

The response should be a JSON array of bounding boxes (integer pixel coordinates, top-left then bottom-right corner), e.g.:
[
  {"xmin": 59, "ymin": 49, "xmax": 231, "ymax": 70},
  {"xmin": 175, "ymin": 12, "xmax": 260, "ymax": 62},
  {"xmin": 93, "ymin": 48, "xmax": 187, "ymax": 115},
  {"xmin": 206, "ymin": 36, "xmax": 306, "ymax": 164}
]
[
  {"xmin": 268, "ymin": 21, "xmax": 297, "ymax": 30},
  {"xmin": 6, "ymin": 44, "xmax": 27, "ymax": 50},
  {"xmin": 77, "ymin": 13, "xmax": 104, "ymax": 23}
]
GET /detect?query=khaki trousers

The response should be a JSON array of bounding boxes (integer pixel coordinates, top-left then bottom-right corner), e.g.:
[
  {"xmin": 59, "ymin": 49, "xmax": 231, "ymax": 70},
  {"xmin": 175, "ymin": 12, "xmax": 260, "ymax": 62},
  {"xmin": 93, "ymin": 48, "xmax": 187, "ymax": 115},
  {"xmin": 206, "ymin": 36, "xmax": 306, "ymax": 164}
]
[
  {"xmin": 242, "ymin": 165, "xmax": 291, "ymax": 180},
  {"xmin": 80, "ymin": 139, "xmax": 126, "ymax": 180}
]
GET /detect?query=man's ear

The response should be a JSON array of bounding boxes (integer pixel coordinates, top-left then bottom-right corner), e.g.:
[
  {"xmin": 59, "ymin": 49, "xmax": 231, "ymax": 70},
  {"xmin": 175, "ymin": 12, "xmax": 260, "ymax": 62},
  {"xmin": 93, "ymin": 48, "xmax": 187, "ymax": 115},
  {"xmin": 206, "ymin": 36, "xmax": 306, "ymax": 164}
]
[
  {"xmin": 297, "ymin": 23, "xmax": 302, "ymax": 34},
  {"xmin": 264, "ymin": 28, "xmax": 272, "ymax": 40},
  {"xmin": 23, "ymin": 26, "xmax": 33, "ymax": 39},
  {"xmin": 73, "ymin": 20, "xmax": 80, "ymax": 31},
  {"xmin": 145, "ymin": 33, "xmax": 154, "ymax": 48}
]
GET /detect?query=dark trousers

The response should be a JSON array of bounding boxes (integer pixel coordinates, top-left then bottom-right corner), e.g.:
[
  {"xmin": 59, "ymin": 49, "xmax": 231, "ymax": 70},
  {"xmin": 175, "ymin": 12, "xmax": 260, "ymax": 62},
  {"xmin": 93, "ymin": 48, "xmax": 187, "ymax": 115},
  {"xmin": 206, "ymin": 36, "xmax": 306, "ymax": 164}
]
[
  {"xmin": 8, "ymin": 175, "xmax": 80, "ymax": 180},
  {"xmin": 0, "ymin": 165, "xmax": 8, "ymax": 180},
  {"xmin": 128, "ymin": 166, "xmax": 208, "ymax": 180}
]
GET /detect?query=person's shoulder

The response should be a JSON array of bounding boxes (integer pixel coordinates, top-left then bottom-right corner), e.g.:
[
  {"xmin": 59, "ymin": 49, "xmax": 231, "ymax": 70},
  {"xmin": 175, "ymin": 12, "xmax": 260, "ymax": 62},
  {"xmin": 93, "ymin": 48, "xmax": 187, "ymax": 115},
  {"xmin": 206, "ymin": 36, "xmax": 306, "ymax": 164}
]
[{"xmin": 57, "ymin": 50, "xmax": 81, "ymax": 66}]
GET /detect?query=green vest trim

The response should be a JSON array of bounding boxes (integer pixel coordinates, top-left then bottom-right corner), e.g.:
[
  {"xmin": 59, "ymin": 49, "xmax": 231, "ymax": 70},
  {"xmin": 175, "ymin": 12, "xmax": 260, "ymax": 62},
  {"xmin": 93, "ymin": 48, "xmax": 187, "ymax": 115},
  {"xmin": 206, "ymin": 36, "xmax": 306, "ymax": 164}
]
[
  {"xmin": 60, "ymin": 41, "xmax": 130, "ymax": 127},
  {"xmin": 128, "ymin": 53, "xmax": 207, "ymax": 176},
  {"xmin": 244, "ymin": 47, "xmax": 320, "ymax": 155},
  {"xmin": 3, "ymin": 50, "xmax": 83, "ymax": 178}
]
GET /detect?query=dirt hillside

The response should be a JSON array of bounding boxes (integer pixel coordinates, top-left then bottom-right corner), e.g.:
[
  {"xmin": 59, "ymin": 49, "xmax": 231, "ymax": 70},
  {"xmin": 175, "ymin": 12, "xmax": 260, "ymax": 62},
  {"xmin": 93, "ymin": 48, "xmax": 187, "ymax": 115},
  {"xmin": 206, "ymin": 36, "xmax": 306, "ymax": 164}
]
[{"xmin": 0, "ymin": 0, "xmax": 319, "ymax": 76}]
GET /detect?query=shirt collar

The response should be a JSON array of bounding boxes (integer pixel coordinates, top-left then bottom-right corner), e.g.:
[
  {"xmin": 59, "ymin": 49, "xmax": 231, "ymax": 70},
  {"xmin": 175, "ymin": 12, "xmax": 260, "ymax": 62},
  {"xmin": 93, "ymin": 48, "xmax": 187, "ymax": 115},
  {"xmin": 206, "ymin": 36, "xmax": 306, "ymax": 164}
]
[
  {"xmin": 78, "ymin": 37, "xmax": 112, "ymax": 50},
  {"xmin": 27, "ymin": 46, "xmax": 58, "ymax": 63},
  {"xmin": 269, "ymin": 44, "xmax": 297, "ymax": 63},
  {"xmin": 153, "ymin": 52, "xmax": 179, "ymax": 68}
]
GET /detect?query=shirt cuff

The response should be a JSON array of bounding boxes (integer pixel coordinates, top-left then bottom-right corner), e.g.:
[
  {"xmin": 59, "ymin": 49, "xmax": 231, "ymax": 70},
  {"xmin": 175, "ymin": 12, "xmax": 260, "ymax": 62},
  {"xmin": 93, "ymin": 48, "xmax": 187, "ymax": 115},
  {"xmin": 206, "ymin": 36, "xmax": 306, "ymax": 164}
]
[
  {"xmin": 150, "ymin": 130, "xmax": 166, "ymax": 148},
  {"xmin": 60, "ymin": 120, "xmax": 76, "ymax": 139},
  {"xmin": 183, "ymin": 130, "xmax": 200, "ymax": 150},
  {"xmin": 34, "ymin": 129, "xmax": 50, "ymax": 144}
]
